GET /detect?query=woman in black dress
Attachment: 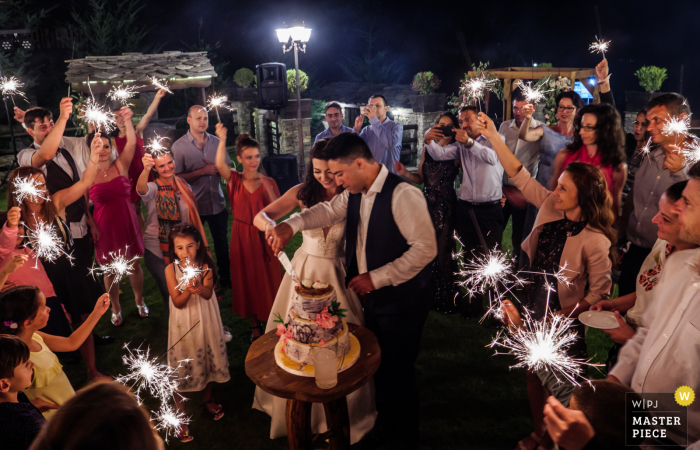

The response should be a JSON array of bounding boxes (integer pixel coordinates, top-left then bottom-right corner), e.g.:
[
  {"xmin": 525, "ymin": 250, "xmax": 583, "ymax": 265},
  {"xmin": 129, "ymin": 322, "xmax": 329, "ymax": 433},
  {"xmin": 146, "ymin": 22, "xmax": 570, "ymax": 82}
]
[{"xmin": 395, "ymin": 112, "xmax": 461, "ymax": 312}]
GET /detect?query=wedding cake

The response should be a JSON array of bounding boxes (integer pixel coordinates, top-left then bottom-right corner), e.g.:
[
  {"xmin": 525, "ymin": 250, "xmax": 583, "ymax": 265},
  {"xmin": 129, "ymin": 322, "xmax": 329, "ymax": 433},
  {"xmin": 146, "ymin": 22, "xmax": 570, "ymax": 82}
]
[{"xmin": 274, "ymin": 279, "xmax": 357, "ymax": 374}]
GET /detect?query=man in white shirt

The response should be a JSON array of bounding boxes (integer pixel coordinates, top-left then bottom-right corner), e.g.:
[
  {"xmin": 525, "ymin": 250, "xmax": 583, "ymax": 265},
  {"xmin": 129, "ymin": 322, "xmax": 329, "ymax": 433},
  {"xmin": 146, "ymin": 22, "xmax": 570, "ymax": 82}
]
[
  {"xmin": 498, "ymin": 91, "xmax": 542, "ymax": 259},
  {"xmin": 267, "ymin": 132, "xmax": 437, "ymax": 448},
  {"xmin": 608, "ymin": 164, "xmax": 700, "ymax": 446}
]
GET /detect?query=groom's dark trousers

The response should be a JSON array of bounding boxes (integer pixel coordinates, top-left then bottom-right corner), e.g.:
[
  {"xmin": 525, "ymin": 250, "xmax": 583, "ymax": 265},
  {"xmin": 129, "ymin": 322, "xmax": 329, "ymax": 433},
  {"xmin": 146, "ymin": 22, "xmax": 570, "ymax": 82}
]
[{"xmin": 346, "ymin": 173, "xmax": 431, "ymax": 439}]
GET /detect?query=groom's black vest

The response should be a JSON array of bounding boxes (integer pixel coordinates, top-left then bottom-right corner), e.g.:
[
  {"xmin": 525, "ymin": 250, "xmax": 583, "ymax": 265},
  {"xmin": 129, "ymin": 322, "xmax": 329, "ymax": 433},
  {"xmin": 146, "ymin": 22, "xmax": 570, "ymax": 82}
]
[
  {"xmin": 43, "ymin": 147, "xmax": 87, "ymax": 227},
  {"xmin": 345, "ymin": 172, "xmax": 431, "ymax": 310}
]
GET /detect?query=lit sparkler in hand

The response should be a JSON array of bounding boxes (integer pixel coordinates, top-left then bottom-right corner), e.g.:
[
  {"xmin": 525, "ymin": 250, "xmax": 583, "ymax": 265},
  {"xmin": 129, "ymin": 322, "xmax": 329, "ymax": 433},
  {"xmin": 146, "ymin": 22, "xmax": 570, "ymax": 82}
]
[
  {"xmin": 21, "ymin": 215, "xmax": 73, "ymax": 268},
  {"xmin": 80, "ymin": 97, "xmax": 116, "ymax": 132},
  {"xmin": 462, "ymin": 74, "xmax": 499, "ymax": 110},
  {"xmin": 145, "ymin": 134, "xmax": 170, "ymax": 158},
  {"xmin": 115, "ymin": 344, "xmax": 181, "ymax": 404},
  {"xmin": 639, "ymin": 137, "xmax": 654, "ymax": 158},
  {"xmin": 90, "ymin": 247, "xmax": 140, "ymax": 289},
  {"xmin": 174, "ymin": 257, "xmax": 210, "ymax": 292},
  {"xmin": 12, "ymin": 176, "xmax": 50, "ymax": 205},
  {"xmin": 152, "ymin": 403, "xmax": 190, "ymax": 443},
  {"xmin": 149, "ymin": 76, "xmax": 172, "ymax": 94},
  {"xmin": 589, "ymin": 36, "xmax": 611, "ymax": 58},
  {"xmin": 681, "ymin": 138, "xmax": 700, "ymax": 165},
  {"xmin": 662, "ymin": 115, "xmax": 691, "ymax": 146},
  {"xmin": 516, "ymin": 78, "xmax": 552, "ymax": 104},
  {"xmin": 206, "ymin": 93, "xmax": 232, "ymax": 123},
  {"xmin": 0, "ymin": 76, "xmax": 27, "ymax": 107},
  {"xmin": 107, "ymin": 84, "xmax": 144, "ymax": 106}
]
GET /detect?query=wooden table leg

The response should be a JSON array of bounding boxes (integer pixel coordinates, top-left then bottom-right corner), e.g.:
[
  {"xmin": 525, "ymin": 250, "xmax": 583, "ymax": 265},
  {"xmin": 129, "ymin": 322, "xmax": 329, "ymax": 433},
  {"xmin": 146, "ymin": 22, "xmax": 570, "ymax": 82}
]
[
  {"xmin": 286, "ymin": 399, "xmax": 312, "ymax": 450},
  {"xmin": 323, "ymin": 396, "xmax": 350, "ymax": 450}
]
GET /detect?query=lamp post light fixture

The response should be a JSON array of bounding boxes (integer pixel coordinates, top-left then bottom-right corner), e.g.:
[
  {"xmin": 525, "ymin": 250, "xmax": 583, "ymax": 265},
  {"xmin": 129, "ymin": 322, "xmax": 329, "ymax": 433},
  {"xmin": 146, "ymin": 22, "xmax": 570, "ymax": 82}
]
[{"xmin": 276, "ymin": 23, "xmax": 311, "ymax": 176}]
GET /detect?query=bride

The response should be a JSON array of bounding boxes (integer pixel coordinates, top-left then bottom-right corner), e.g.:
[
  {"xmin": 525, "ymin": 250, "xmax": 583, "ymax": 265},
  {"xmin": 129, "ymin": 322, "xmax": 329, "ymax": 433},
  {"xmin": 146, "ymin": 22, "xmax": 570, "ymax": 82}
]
[{"xmin": 252, "ymin": 138, "xmax": 376, "ymax": 444}]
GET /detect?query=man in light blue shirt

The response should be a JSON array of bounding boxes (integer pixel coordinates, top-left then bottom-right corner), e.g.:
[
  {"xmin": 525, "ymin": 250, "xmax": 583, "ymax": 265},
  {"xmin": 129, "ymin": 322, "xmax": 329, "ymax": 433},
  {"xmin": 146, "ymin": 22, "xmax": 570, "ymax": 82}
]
[
  {"xmin": 425, "ymin": 105, "xmax": 504, "ymax": 317},
  {"xmin": 353, "ymin": 94, "xmax": 403, "ymax": 173},
  {"xmin": 314, "ymin": 101, "xmax": 354, "ymax": 143}
]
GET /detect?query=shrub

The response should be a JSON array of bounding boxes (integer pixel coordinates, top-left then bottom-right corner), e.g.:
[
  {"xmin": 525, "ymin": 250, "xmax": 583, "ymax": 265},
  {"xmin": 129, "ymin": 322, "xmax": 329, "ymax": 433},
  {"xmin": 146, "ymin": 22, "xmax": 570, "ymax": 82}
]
[
  {"xmin": 233, "ymin": 68, "xmax": 255, "ymax": 88},
  {"xmin": 411, "ymin": 71, "xmax": 441, "ymax": 95},
  {"xmin": 635, "ymin": 66, "xmax": 667, "ymax": 93},
  {"xmin": 287, "ymin": 69, "xmax": 309, "ymax": 97}
]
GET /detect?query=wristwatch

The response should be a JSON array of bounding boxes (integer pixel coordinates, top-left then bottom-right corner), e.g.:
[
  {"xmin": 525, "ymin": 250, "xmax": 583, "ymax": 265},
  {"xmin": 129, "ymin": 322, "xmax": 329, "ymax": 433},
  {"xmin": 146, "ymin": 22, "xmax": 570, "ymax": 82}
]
[{"xmin": 465, "ymin": 138, "xmax": 475, "ymax": 148}]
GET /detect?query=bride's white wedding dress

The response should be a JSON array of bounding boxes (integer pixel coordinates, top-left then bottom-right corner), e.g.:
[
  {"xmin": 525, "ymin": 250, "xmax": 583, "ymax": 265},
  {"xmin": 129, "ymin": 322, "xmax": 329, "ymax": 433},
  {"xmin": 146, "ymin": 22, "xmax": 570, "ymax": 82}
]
[{"xmin": 253, "ymin": 217, "xmax": 377, "ymax": 444}]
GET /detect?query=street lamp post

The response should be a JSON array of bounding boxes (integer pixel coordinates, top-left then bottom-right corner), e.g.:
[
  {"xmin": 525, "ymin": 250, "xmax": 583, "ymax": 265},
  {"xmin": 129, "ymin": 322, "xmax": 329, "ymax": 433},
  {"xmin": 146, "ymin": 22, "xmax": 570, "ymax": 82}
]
[{"xmin": 276, "ymin": 24, "xmax": 311, "ymax": 177}]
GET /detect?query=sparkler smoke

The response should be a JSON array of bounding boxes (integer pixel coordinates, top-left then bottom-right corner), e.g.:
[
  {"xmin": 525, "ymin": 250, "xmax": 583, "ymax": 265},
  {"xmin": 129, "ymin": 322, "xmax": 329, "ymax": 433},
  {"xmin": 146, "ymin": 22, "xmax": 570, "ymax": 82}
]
[
  {"xmin": 462, "ymin": 74, "xmax": 499, "ymax": 110},
  {"xmin": 107, "ymin": 84, "xmax": 144, "ymax": 106},
  {"xmin": 174, "ymin": 257, "xmax": 210, "ymax": 292},
  {"xmin": 12, "ymin": 176, "xmax": 50, "ymax": 204},
  {"xmin": 150, "ymin": 76, "xmax": 173, "ymax": 94},
  {"xmin": 152, "ymin": 404, "xmax": 190, "ymax": 443},
  {"xmin": 206, "ymin": 93, "xmax": 232, "ymax": 123},
  {"xmin": 662, "ymin": 115, "xmax": 691, "ymax": 146},
  {"xmin": 0, "ymin": 76, "xmax": 27, "ymax": 107},
  {"xmin": 516, "ymin": 79, "xmax": 551, "ymax": 104},
  {"xmin": 21, "ymin": 215, "xmax": 74, "ymax": 268},
  {"xmin": 90, "ymin": 248, "xmax": 140, "ymax": 289},
  {"xmin": 145, "ymin": 134, "xmax": 170, "ymax": 158},
  {"xmin": 589, "ymin": 36, "xmax": 611, "ymax": 57},
  {"xmin": 81, "ymin": 97, "xmax": 116, "ymax": 132}
]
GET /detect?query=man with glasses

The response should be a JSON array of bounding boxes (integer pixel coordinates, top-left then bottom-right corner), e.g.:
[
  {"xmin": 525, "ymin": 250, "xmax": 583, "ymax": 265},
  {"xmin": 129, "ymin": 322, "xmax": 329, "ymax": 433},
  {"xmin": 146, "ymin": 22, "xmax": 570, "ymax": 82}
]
[
  {"xmin": 314, "ymin": 101, "xmax": 354, "ymax": 143},
  {"xmin": 617, "ymin": 93, "xmax": 690, "ymax": 297},
  {"xmin": 498, "ymin": 91, "xmax": 542, "ymax": 259}
]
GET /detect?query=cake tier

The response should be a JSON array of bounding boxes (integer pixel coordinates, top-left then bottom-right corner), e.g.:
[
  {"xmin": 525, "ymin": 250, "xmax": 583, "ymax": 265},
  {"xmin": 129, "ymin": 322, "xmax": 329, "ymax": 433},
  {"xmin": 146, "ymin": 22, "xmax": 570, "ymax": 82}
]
[
  {"xmin": 284, "ymin": 320, "xmax": 350, "ymax": 366},
  {"xmin": 291, "ymin": 285, "xmax": 337, "ymax": 321},
  {"xmin": 286, "ymin": 309, "xmax": 342, "ymax": 344}
]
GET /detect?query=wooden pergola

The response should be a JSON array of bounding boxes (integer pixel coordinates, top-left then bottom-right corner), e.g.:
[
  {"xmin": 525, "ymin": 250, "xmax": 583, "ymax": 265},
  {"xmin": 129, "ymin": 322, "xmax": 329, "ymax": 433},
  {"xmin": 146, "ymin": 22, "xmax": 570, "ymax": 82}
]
[{"xmin": 468, "ymin": 67, "xmax": 600, "ymax": 121}]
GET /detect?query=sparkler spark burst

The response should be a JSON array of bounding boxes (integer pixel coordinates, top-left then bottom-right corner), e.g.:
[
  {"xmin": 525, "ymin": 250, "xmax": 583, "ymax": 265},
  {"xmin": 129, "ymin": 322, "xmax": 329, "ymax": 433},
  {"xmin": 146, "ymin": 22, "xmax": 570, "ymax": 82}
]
[
  {"xmin": 516, "ymin": 79, "xmax": 551, "ymax": 104},
  {"xmin": 90, "ymin": 248, "xmax": 140, "ymax": 289},
  {"xmin": 21, "ymin": 215, "xmax": 73, "ymax": 268},
  {"xmin": 115, "ymin": 345, "xmax": 180, "ymax": 404},
  {"xmin": 145, "ymin": 134, "xmax": 170, "ymax": 158},
  {"xmin": 662, "ymin": 115, "xmax": 691, "ymax": 142},
  {"xmin": 107, "ymin": 84, "xmax": 144, "ymax": 106},
  {"xmin": 174, "ymin": 257, "xmax": 210, "ymax": 292},
  {"xmin": 639, "ymin": 137, "xmax": 654, "ymax": 158},
  {"xmin": 681, "ymin": 138, "xmax": 700, "ymax": 164},
  {"xmin": 589, "ymin": 37, "xmax": 611, "ymax": 55},
  {"xmin": 149, "ymin": 76, "xmax": 173, "ymax": 94},
  {"xmin": 463, "ymin": 74, "xmax": 499, "ymax": 103},
  {"xmin": 13, "ymin": 176, "xmax": 50, "ymax": 204},
  {"xmin": 152, "ymin": 404, "xmax": 190, "ymax": 442},
  {"xmin": 0, "ymin": 76, "xmax": 27, "ymax": 103},
  {"xmin": 453, "ymin": 240, "xmax": 525, "ymax": 298},
  {"xmin": 81, "ymin": 97, "xmax": 116, "ymax": 132},
  {"xmin": 206, "ymin": 93, "xmax": 233, "ymax": 112}
]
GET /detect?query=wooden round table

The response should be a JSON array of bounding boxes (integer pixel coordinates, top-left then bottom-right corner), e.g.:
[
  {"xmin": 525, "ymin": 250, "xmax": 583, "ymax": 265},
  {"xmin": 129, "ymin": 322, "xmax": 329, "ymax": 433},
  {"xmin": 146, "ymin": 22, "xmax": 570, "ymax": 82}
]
[{"xmin": 245, "ymin": 323, "xmax": 380, "ymax": 450}]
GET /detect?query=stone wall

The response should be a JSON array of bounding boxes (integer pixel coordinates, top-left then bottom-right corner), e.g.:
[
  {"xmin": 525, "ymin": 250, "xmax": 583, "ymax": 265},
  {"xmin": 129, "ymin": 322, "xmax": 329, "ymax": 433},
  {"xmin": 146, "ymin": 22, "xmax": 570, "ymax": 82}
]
[
  {"xmin": 231, "ymin": 100, "xmax": 255, "ymax": 136},
  {"xmin": 624, "ymin": 111, "xmax": 637, "ymax": 134}
]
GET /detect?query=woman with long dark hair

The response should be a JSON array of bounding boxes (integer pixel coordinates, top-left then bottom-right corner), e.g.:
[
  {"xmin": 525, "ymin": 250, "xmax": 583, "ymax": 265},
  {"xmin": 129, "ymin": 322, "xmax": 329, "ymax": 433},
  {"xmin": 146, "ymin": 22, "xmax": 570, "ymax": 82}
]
[
  {"xmin": 548, "ymin": 103, "xmax": 627, "ymax": 217},
  {"xmin": 395, "ymin": 112, "xmax": 460, "ymax": 312},
  {"xmin": 251, "ymin": 138, "xmax": 376, "ymax": 445},
  {"xmin": 478, "ymin": 112, "xmax": 614, "ymax": 450}
]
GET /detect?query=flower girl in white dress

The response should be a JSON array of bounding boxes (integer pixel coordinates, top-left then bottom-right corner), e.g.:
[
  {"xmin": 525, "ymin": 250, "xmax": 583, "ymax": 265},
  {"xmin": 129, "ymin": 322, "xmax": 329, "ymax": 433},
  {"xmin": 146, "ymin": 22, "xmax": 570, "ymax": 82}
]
[{"xmin": 251, "ymin": 139, "xmax": 376, "ymax": 444}]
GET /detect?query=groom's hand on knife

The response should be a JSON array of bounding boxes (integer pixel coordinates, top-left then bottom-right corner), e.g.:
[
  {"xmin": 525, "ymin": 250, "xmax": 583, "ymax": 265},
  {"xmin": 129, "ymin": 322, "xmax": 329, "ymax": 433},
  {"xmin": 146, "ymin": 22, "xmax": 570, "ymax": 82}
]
[
  {"xmin": 348, "ymin": 273, "xmax": 376, "ymax": 296},
  {"xmin": 265, "ymin": 223, "xmax": 294, "ymax": 255}
]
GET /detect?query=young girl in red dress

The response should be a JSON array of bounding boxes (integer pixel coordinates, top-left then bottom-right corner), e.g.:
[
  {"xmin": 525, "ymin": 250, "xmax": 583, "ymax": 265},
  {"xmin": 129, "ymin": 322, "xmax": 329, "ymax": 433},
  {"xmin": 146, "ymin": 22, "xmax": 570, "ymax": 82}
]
[{"xmin": 214, "ymin": 124, "xmax": 281, "ymax": 341}]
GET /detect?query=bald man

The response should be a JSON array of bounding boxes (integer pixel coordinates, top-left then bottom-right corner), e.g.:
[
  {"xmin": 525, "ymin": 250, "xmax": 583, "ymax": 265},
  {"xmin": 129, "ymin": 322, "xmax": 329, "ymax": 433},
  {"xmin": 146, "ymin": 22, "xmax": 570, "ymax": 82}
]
[{"xmin": 170, "ymin": 105, "xmax": 232, "ymax": 288}]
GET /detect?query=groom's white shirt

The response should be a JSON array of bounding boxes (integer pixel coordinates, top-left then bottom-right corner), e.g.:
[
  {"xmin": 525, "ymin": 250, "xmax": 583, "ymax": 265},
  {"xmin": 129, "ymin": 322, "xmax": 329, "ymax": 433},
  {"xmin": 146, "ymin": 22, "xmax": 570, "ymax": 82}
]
[{"xmin": 285, "ymin": 164, "xmax": 437, "ymax": 289}]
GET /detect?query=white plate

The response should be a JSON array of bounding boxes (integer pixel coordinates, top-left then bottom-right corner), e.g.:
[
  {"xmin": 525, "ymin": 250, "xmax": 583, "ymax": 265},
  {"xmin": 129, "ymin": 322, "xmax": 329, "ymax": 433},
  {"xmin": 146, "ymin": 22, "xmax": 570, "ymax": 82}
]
[{"xmin": 578, "ymin": 311, "xmax": 621, "ymax": 329}]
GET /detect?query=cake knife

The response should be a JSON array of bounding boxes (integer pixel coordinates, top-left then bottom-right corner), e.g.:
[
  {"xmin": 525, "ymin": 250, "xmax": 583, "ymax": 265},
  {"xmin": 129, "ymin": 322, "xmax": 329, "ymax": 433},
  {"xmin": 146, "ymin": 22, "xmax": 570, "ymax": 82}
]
[{"xmin": 262, "ymin": 212, "xmax": 300, "ymax": 284}]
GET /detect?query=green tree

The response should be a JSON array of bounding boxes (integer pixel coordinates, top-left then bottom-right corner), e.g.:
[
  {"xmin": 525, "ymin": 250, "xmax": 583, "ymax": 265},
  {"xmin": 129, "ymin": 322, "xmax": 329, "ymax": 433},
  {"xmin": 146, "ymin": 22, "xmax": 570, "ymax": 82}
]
[
  {"xmin": 287, "ymin": 69, "xmax": 309, "ymax": 98},
  {"xmin": 337, "ymin": 24, "xmax": 405, "ymax": 84},
  {"xmin": 233, "ymin": 68, "xmax": 255, "ymax": 88},
  {"xmin": 635, "ymin": 66, "xmax": 668, "ymax": 93}
]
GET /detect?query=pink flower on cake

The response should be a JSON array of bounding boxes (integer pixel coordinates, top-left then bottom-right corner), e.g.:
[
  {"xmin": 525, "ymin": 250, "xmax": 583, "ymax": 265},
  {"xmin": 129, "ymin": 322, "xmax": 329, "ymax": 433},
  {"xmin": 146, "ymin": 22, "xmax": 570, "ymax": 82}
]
[
  {"xmin": 319, "ymin": 340, "xmax": 325, "ymax": 347},
  {"xmin": 276, "ymin": 323, "xmax": 287, "ymax": 336},
  {"xmin": 315, "ymin": 307, "xmax": 339, "ymax": 329}
]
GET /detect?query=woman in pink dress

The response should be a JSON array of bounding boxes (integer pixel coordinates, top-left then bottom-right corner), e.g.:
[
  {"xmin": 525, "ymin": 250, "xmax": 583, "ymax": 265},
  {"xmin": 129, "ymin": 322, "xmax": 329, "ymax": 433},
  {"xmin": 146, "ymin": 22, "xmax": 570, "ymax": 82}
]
[
  {"xmin": 88, "ymin": 107, "xmax": 146, "ymax": 326},
  {"xmin": 548, "ymin": 103, "xmax": 627, "ymax": 217}
]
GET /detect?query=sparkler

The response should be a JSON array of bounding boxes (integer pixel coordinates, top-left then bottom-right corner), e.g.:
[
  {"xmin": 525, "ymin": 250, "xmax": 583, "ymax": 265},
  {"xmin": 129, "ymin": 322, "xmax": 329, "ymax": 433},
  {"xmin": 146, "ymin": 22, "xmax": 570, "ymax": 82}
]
[
  {"xmin": 174, "ymin": 257, "xmax": 210, "ymax": 292},
  {"xmin": 145, "ymin": 133, "xmax": 170, "ymax": 158},
  {"xmin": 589, "ymin": 36, "xmax": 611, "ymax": 58},
  {"xmin": 115, "ymin": 344, "xmax": 181, "ymax": 404},
  {"xmin": 80, "ymin": 97, "xmax": 116, "ymax": 132},
  {"xmin": 462, "ymin": 74, "xmax": 499, "ymax": 111},
  {"xmin": 12, "ymin": 176, "xmax": 50, "ymax": 205},
  {"xmin": 107, "ymin": 84, "xmax": 144, "ymax": 106},
  {"xmin": 0, "ymin": 76, "xmax": 27, "ymax": 107},
  {"xmin": 90, "ymin": 247, "xmax": 140, "ymax": 289},
  {"xmin": 639, "ymin": 137, "xmax": 654, "ymax": 158},
  {"xmin": 662, "ymin": 115, "xmax": 691, "ymax": 146},
  {"xmin": 152, "ymin": 403, "xmax": 190, "ymax": 443},
  {"xmin": 206, "ymin": 93, "xmax": 232, "ymax": 123},
  {"xmin": 149, "ymin": 76, "xmax": 172, "ymax": 94},
  {"xmin": 515, "ymin": 78, "xmax": 552, "ymax": 104},
  {"xmin": 21, "ymin": 215, "xmax": 73, "ymax": 268},
  {"xmin": 681, "ymin": 138, "xmax": 700, "ymax": 165}
]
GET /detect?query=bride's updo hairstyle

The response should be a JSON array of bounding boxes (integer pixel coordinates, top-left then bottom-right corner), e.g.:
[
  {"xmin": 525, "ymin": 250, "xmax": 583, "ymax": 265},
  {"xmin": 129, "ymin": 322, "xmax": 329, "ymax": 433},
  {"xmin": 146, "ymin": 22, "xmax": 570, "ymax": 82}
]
[{"xmin": 297, "ymin": 138, "xmax": 342, "ymax": 208}]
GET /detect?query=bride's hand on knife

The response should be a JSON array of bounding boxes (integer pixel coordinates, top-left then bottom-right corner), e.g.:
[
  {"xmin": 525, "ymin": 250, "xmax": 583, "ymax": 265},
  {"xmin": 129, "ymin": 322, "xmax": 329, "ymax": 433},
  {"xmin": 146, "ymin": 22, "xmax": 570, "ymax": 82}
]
[
  {"xmin": 266, "ymin": 223, "xmax": 293, "ymax": 255},
  {"xmin": 348, "ymin": 273, "xmax": 375, "ymax": 296}
]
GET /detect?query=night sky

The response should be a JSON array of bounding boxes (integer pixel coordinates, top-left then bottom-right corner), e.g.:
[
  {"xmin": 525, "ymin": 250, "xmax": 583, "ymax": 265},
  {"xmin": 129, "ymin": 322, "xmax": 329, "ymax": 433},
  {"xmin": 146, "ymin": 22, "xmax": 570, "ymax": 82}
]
[{"xmin": 43, "ymin": 0, "xmax": 700, "ymax": 111}]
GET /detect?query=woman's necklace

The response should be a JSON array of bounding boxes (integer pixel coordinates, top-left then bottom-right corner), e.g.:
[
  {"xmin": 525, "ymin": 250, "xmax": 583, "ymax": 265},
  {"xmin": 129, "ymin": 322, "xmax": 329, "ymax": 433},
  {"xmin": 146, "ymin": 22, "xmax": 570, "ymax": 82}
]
[{"xmin": 97, "ymin": 164, "xmax": 109, "ymax": 178}]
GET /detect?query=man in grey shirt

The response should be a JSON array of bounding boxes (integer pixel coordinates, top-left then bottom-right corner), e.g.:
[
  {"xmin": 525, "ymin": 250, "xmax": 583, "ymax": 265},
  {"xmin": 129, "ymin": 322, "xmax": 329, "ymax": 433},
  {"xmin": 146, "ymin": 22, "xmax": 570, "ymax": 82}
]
[{"xmin": 171, "ymin": 105, "xmax": 232, "ymax": 288}]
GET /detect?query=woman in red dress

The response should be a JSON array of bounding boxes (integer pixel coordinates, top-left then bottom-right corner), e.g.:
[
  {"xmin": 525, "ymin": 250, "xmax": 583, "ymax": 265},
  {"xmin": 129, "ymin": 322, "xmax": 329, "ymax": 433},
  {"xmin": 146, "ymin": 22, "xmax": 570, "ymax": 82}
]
[
  {"xmin": 88, "ymin": 108, "xmax": 146, "ymax": 326},
  {"xmin": 214, "ymin": 124, "xmax": 282, "ymax": 340}
]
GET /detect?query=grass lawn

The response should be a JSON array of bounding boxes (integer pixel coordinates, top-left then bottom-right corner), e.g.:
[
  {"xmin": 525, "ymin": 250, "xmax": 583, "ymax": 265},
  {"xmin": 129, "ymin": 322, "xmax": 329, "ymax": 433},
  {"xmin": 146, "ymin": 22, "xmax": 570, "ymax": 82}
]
[{"xmin": 1, "ymin": 164, "xmax": 615, "ymax": 449}]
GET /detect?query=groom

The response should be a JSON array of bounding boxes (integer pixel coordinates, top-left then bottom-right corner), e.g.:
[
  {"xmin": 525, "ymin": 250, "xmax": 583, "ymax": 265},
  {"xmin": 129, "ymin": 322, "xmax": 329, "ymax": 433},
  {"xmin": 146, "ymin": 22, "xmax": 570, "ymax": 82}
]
[{"xmin": 267, "ymin": 133, "xmax": 437, "ymax": 447}]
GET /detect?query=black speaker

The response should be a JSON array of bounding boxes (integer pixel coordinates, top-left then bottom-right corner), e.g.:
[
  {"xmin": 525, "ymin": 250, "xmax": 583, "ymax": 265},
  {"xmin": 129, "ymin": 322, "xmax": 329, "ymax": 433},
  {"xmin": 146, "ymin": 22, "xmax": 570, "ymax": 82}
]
[
  {"xmin": 263, "ymin": 154, "xmax": 299, "ymax": 195},
  {"xmin": 256, "ymin": 63, "xmax": 288, "ymax": 109}
]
